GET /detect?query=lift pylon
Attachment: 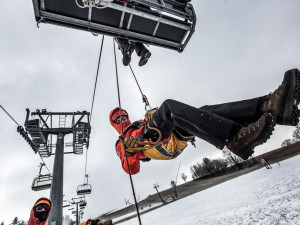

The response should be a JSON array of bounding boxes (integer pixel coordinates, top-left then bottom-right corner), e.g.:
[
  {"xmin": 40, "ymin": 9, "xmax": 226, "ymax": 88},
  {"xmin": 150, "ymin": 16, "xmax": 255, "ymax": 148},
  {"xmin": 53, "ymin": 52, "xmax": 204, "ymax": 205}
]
[{"xmin": 19, "ymin": 108, "xmax": 91, "ymax": 225}]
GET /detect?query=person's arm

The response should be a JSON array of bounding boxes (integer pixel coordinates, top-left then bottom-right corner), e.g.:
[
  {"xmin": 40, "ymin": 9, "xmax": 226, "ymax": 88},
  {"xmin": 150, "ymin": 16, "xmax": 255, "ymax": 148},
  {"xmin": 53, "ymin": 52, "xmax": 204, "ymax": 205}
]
[{"xmin": 116, "ymin": 140, "xmax": 140, "ymax": 174}]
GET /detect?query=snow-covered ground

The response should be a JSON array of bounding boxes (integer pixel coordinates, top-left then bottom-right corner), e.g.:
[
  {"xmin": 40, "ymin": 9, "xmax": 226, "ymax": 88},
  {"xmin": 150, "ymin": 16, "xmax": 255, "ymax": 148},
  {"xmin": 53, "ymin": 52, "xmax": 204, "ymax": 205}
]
[{"xmin": 117, "ymin": 155, "xmax": 300, "ymax": 225}]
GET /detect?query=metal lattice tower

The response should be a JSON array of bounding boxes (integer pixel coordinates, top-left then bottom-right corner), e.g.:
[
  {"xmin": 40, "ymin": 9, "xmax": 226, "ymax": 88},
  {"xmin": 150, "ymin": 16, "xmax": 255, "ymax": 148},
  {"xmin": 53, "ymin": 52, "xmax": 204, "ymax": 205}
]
[{"xmin": 18, "ymin": 108, "xmax": 91, "ymax": 225}]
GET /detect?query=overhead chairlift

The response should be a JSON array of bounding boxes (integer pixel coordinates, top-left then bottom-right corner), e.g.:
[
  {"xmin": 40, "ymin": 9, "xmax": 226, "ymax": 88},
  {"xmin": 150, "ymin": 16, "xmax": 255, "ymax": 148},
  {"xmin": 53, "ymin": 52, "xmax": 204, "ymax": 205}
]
[
  {"xmin": 32, "ymin": 163, "xmax": 52, "ymax": 191},
  {"xmin": 77, "ymin": 174, "xmax": 92, "ymax": 195},
  {"xmin": 31, "ymin": 0, "xmax": 196, "ymax": 52},
  {"xmin": 79, "ymin": 200, "xmax": 87, "ymax": 207}
]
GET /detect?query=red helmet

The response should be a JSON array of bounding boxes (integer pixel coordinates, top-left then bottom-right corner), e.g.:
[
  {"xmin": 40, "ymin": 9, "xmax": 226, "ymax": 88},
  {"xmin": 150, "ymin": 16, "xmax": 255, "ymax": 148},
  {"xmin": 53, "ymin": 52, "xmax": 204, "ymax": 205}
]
[{"xmin": 109, "ymin": 107, "xmax": 131, "ymax": 134}]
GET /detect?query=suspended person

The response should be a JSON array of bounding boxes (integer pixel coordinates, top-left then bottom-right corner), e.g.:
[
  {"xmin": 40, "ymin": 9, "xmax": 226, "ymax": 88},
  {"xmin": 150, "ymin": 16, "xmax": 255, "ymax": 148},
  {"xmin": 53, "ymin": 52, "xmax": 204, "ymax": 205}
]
[
  {"xmin": 28, "ymin": 198, "xmax": 51, "ymax": 225},
  {"xmin": 109, "ymin": 69, "xmax": 300, "ymax": 174},
  {"xmin": 116, "ymin": 38, "xmax": 151, "ymax": 67},
  {"xmin": 115, "ymin": 0, "xmax": 152, "ymax": 67}
]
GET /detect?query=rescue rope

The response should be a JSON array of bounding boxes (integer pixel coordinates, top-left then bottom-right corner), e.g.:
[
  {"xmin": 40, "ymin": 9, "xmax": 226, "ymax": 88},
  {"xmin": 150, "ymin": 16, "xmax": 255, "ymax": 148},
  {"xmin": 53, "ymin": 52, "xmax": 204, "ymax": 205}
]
[
  {"xmin": 84, "ymin": 35, "xmax": 105, "ymax": 184},
  {"xmin": 128, "ymin": 64, "xmax": 152, "ymax": 111},
  {"xmin": 113, "ymin": 38, "xmax": 143, "ymax": 225},
  {"xmin": 125, "ymin": 124, "xmax": 163, "ymax": 152},
  {"xmin": 90, "ymin": 35, "xmax": 104, "ymax": 123}
]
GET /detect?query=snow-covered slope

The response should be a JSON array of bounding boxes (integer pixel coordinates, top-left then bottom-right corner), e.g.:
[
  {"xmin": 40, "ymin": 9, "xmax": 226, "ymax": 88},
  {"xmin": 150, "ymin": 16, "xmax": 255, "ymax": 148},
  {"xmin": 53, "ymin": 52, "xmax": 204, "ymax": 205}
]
[{"xmin": 118, "ymin": 155, "xmax": 300, "ymax": 225}]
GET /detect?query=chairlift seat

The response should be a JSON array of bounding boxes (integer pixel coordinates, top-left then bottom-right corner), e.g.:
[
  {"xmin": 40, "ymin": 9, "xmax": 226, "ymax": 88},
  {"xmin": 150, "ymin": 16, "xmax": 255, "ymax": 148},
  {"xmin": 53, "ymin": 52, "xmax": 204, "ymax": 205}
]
[
  {"xmin": 32, "ymin": 174, "xmax": 52, "ymax": 191},
  {"xmin": 25, "ymin": 119, "xmax": 40, "ymax": 128},
  {"xmin": 79, "ymin": 200, "xmax": 87, "ymax": 207},
  {"xmin": 32, "ymin": 0, "xmax": 196, "ymax": 52},
  {"xmin": 77, "ymin": 183, "xmax": 92, "ymax": 195}
]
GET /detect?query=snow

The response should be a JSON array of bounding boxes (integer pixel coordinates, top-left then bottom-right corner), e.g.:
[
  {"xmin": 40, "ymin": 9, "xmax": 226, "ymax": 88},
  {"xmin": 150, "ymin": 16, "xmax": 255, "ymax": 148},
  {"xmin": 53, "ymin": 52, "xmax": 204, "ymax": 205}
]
[{"xmin": 117, "ymin": 155, "xmax": 300, "ymax": 225}]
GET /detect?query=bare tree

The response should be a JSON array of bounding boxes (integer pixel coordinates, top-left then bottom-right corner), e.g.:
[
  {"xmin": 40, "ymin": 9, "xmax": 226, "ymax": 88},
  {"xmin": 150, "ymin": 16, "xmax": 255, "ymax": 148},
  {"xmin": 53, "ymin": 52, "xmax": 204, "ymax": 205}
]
[
  {"xmin": 1, "ymin": 221, "xmax": 5, "ymax": 225},
  {"xmin": 292, "ymin": 124, "xmax": 300, "ymax": 142},
  {"xmin": 281, "ymin": 139, "xmax": 294, "ymax": 147},
  {"xmin": 181, "ymin": 173, "xmax": 187, "ymax": 182},
  {"xmin": 222, "ymin": 148, "xmax": 242, "ymax": 169},
  {"xmin": 17, "ymin": 221, "xmax": 26, "ymax": 225},
  {"xmin": 11, "ymin": 217, "xmax": 19, "ymax": 225}
]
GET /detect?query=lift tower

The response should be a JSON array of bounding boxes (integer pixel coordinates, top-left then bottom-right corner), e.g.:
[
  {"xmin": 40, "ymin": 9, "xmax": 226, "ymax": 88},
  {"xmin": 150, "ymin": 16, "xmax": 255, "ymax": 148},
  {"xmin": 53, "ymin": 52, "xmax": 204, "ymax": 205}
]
[{"xmin": 20, "ymin": 109, "xmax": 91, "ymax": 225}]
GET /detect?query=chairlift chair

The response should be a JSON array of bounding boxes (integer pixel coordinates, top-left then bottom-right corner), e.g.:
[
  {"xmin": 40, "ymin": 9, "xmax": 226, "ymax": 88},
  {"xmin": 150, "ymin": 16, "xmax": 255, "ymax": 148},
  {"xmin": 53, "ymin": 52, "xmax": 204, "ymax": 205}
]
[
  {"xmin": 32, "ymin": 174, "xmax": 52, "ymax": 191},
  {"xmin": 32, "ymin": 0, "xmax": 196, "ymax": 52},
  {"xmin": 79, "ymin": 200, "xmax": 87, "ymax": 207},
  {"xmin": 77, "ymin": 183, "xmax": 92, "ymax": 195}
]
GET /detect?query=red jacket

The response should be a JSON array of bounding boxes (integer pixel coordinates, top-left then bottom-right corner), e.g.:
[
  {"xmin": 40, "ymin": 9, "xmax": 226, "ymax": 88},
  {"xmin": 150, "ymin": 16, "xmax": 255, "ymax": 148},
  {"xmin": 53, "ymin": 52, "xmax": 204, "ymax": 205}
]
[
  {"xmin": 28, "ymin": 198, "xmax": 51, "ymax": 225},
  {"xmin": 109, "ymin": 108, "xmax": 148, "ymax": 174},
  {"xmin": 109, "ymin": 108, "xmax": 188, "ymax": 175}
]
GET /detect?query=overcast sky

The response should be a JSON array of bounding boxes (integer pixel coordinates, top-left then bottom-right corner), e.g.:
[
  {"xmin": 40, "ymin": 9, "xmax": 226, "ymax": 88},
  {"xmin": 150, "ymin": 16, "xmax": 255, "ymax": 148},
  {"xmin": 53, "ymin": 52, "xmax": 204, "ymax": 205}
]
[{"xmin": 1, "ymin": 0, "xmax": 300, "ymax": 224}]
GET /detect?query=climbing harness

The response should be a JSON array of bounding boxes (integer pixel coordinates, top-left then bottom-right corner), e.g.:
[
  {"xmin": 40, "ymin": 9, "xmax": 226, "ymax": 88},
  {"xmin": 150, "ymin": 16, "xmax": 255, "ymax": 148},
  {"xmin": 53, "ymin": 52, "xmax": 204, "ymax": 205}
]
[{"xmin": 124, "ymin": 124, "xmax": 163, "ymax": 152}]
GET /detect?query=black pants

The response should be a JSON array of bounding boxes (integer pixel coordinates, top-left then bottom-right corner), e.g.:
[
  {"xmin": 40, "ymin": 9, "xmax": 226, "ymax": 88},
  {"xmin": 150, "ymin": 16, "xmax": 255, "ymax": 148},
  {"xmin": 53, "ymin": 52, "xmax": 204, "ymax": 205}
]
[
  {"xmin": 116, "ymin": 38, "xmax": 146, "ymax": 56},
  {"xmin": 150, "ymin": 97, "xmax": 266, "ymax": 149}
]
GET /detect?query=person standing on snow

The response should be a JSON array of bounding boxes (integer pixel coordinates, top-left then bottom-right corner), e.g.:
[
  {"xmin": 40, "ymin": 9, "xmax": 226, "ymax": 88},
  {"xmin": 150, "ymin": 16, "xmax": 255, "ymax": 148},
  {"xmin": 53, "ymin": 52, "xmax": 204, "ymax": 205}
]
[
  {"xmin": 109, "ymin": 69, "xmax": 300, "ymax": 174},
  {"xmin": 28, "ymin": 198, "xmax": 51, "ymax": 225},
  {"xmin": 261, "ymin": 158, "xmax": 272, "ymax": 169}
]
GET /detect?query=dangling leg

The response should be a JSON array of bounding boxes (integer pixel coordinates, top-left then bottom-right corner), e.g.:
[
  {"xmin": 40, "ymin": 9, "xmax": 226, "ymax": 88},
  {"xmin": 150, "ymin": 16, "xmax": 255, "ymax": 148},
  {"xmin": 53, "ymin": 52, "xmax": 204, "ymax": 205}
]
[
  {"xmin": 201, "ymin": 68, "xmax": 300, "ymax": 126},
  {"xmin": 115, "ymin": 38, "xmax": 135, "ymax": 66},
  {"xmin": 148, "ymin": 99, "xmax": 275, "ymax": 160},
  {"xmin": 200, "ymin": 97, "xmax": 265, "ymax": 125},
  {"xmin": 134, "ymin": 42, "xmax": 151, "ymax": 66}
]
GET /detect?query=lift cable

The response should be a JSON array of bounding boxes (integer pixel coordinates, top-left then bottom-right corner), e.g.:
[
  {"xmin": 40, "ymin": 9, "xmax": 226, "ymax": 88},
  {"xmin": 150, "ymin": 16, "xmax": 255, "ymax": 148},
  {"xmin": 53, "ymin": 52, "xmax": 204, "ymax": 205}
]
[
  {"xmin": 113, "ymin": 38, "xmax": 142, "ymax": 225},
  {"xmin": 0, "ymin": 105, "xmax": 20, "ymax": 126},
  {"xmin": 1, "ymin": 105, "xmax": 52, "ymax": 174},
  {"xmin": 128, "ymin": 65, "xmax": 152, "ymax": 111},
  {"xmin": 90, "ymin": 35, "xmax": 105, "ymax": 124}
]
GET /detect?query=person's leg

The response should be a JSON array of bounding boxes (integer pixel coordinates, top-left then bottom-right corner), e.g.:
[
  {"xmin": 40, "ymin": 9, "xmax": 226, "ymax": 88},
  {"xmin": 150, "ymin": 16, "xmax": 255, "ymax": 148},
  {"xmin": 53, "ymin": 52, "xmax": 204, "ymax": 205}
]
[
  {"xmin": 115, "ymin": 38, "xmax": 135, "ymax": 66},
  {"xmin": 201, "ymin": 69, "xmax": 300, "ymax": 126},
  {"xmin": 148, "ymin": 99, "xmax": 275, "ymax": 160},
  {"xmin": 200, "ymin": 97, "xmax": 265, "ymax": 125},
  {"xmin": 149, "ymin": 99, "xmax": 235, "ymax": 149},
  {"xmin": 134, "ymin": 42, "xmax": 151, "ymax": 66}
]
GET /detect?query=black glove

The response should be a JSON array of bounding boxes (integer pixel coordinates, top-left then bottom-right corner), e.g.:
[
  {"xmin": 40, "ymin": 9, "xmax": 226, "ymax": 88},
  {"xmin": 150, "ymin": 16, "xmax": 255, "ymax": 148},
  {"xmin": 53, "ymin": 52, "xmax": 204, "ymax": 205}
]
[{"xmin": 140, "ymin": 157, "xmax": 151, "ymax": 162}]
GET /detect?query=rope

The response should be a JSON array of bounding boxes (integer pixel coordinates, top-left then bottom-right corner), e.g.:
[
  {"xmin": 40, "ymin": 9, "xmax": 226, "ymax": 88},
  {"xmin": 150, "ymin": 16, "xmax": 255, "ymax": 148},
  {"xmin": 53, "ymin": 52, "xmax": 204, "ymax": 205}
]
[
  {"xmin": 113, "ymin": 38, "xmax": 142, "ymax": 225},
  {"xmin": 128, "ymin": 64, "xmax": 151, "ymax": 111},
  {"xmin": 90, "ymin": 35, "xmax": 105, "ymax": 123},
  {"xmin": 0, "ymin": 105, "xmax": 20, "ymax": 126}
]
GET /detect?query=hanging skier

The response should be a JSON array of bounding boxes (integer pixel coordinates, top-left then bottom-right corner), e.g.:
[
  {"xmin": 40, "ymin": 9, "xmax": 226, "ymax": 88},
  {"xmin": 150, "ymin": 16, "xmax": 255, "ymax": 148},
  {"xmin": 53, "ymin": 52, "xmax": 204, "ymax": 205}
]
[
  {"xmin": 110, "ymin": 69, "xmax": 300, "ymax": 174},
  {"xmin": 116, "ymin": 38, "xmax": 151, "ymax": 67}
]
